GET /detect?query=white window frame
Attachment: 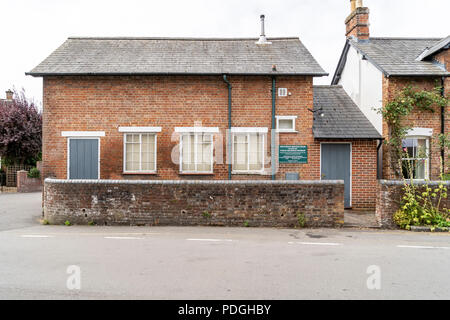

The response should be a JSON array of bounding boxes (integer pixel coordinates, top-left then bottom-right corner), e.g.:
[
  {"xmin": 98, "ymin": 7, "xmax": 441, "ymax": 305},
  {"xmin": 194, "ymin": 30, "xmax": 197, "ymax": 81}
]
[
  {"xmin": 275, "ymin": 116, "xmax": 297, "ymax": 133},
  {"xmin": 401, "ymin": 136, "xmax": 430, "ymax": 180},
  {"xmin": 231, "ymin": 128, "xmax": 267, "ymax": 174},
  {"xmin": 123, "ymin": 132, "xmax": 158, "ymax": 174},
  {"xmin": 179, "ymin": 132, "xmax": 214, "ymax": 174},
  {"xmin": 62, "ymin": 131, "xmax": 104, "ymax": 180}
]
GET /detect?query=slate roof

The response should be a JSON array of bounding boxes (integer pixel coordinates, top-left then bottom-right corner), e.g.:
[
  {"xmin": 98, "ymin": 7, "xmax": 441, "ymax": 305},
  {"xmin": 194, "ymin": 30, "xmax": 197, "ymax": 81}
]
[
  {"xmin": 26, "ymin": 37, "xmax": 327, "ymax": 77},
  {"xmin": 349, "ymin": 37, "xmax": 449, "ymax": 76},
  {"xmin": 332, "ymin": 37, "xmax": 449, "ymax": 83},
  {"xmin": 416, "ymin": 35, "xmax": 450, "ymax": 61},
  {"xmin": 313, "ymin": 85, "xmax": 381, "ymax": 139}
]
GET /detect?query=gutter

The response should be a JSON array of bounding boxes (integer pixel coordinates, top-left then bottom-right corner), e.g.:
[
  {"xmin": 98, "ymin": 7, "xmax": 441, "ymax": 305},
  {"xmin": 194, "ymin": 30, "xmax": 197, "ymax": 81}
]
[
  {"xmin": 271, "ymin": 77, "xmax": 276, "ymax": 180},
  {"xmin": 25, "ymin": 71, "xmax": 329, "ymax": 77},
  {"xmin": 223, "ymin": 75, "xmax": 232, "ymax": 180}
]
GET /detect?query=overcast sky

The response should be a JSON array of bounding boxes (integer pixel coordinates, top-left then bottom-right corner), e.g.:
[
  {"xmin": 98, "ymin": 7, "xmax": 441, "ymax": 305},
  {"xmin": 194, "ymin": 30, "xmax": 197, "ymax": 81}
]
[{"xmin": 1, "ymin": 0, "xmax": 449, "ymax": 106}]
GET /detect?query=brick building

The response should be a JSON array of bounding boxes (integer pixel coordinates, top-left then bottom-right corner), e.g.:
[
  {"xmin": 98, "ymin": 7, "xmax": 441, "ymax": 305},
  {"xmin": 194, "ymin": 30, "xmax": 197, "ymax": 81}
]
[
  {"xmin": 27, "ymin": 16, "xmax": 381, "ymax": 210},
  {"xmin": 332, "ymin": 0, "xmax": 449, "ymax": 180}
]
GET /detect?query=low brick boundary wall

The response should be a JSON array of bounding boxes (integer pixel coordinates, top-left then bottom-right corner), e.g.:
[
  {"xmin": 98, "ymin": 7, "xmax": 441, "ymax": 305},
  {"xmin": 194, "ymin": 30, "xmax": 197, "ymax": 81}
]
[
  {"xmin": 17, "ymin": 170, "xmax": 42, "ymax": 193},
  {"xmin": 44, "ymin": 179, "xmax": 345, "ymax": 228},
  {"xmin": 376, "ymin": 180, "xmax": 450, "ymax": 229}
]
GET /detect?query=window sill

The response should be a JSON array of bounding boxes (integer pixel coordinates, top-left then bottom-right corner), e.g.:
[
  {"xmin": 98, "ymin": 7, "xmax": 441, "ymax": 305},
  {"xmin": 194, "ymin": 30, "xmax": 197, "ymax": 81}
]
[
  {"xmin": 123, "ymin": 172, "xmax": 157, "ymax": 175},
  {"xmin": 276, "ymin": 130, "xmax": 298, "ymax": 133},
  {"xmin": 179, "ymin": 172, "xmax": 214, "ymax": 176}
]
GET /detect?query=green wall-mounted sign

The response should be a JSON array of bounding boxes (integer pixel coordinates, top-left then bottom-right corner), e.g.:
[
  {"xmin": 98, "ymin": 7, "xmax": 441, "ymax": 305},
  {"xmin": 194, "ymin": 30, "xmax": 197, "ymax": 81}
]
[{"xmin": 279, "ymin": 145, "xmax": 308, "ymax": 164}]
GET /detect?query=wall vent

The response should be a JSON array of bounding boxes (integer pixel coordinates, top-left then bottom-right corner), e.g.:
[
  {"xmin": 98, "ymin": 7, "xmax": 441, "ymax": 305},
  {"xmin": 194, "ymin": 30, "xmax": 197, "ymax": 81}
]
[{"xmin": 278, "ymin": 88, "xmax": 288, "ymax": 97}]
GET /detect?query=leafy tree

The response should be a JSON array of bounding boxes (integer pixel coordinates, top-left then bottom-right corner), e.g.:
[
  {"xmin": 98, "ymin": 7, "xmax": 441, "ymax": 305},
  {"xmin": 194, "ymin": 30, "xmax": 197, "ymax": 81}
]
[{"xmin": 0, "ymin": 89, "xmax": 42, "ymax": 165}]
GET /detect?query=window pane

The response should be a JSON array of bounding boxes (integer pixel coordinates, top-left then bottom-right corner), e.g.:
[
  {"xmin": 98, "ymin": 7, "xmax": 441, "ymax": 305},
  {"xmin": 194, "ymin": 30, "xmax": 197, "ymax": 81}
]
[
  {"xmin": 416, "ymin": 139, "xmax": 427, "ymax": 158},
  {"xmin": 182, "ymin": 134, "xmax": 195, "ymax": 171},
  {"xmin": 402, "ymin": 138, "xmax": 416, "ymax": 158},
  {"xmin": 401, "ymin": 137, "xmax": 428, "ymax": 179},
  {"xmin": 415, "ymin": 159, "xmax": 426, "ymax": 179},
  {"xmin": 233, "ymin": 134, "xmax": 248, "ymax": 171},
  {"xmin": 125, "ymin": 141, "xmax": 140, "ymax": 171},
  {"xmin": 141, "ymin": 134, "xmax": 155, "ymax": 171},
  {"xmin": 249, "ymin": 134, "xmax": 263, "ymax": 171},
  {"xmin": 197, "ymin": 134, "xmax": 212, "ymax": 172},
  {"xmin": 278, "ymin": 119, "xmax": 293, "ymax": 130}
]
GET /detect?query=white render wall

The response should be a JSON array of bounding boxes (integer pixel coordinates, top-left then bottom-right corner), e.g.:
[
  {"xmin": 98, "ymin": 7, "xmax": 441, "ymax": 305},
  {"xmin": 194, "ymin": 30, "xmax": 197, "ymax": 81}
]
[{"xmin": 338, "ymin": 45, "xmax": 383, "ymax": 134}]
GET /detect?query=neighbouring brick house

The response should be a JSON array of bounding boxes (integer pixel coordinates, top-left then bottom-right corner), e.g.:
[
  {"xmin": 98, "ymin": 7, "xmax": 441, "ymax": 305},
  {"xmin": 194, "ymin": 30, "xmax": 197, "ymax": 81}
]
[
  {"xmin": 332, "ymin": 0, "xmax": 449, "ymax": 180},
  {"xmin": 27, "ymin": 16, "xmax": 381, "ymax": 210}
]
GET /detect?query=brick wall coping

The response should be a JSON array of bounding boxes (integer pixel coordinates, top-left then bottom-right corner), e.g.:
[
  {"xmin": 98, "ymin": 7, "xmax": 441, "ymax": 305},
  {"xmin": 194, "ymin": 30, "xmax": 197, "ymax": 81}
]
[
  {"xmin": 379, "ymin": 180, "xmax": 450, "ymax": 186},
  {"xmin": 44, "ymin": 178, "xmax": 344, "ymax": 185}
]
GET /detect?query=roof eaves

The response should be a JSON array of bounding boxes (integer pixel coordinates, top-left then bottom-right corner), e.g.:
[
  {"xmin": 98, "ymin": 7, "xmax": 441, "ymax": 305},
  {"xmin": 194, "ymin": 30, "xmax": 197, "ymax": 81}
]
[
  {"xmin": 25, "ymin": 71, "xmax": 329, "ymax": 77},
  {"xmin": 331, "ymin": 40, "xmax": 351, "ymax": 85}
]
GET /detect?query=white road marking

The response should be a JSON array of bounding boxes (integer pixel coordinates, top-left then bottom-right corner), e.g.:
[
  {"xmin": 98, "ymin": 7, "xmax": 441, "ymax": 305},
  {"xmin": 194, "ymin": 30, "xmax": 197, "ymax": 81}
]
[
  {"xmin": 21, "ymin": 235, "xmax": 54, "ymax": 238},
  {"xmin": 186, "ymin": 238, "xmax": 234, "ymax": 242},
  {"xmin": 397, "ymin": 245, "xmax": 450, "ymax": 250},
  {"xmin": 288, "ymin": 241, "xmax": 342, "ymax": 246},
  {"xmin": 104, "ymin": 236, "xmax": 144, "ymax": 240}
]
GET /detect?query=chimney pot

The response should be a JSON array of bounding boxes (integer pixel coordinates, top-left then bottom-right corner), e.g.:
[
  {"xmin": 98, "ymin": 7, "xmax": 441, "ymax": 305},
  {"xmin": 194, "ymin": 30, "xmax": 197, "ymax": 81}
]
[
  {"xmin": 350, "ymin": 0, "xmax": 356, "ymax": 12},
  {"xmin": 256, "ymin": 14, "xmax": 271, "ymax": 45},
  {"xmin": 5, "ymin": 90, "xmax": 13, "ymax": 101}
]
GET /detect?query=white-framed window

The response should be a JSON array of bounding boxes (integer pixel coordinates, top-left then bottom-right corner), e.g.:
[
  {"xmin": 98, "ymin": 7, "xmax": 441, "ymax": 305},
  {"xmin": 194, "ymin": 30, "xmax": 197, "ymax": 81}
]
[
  {"xmin": 401, "ymin": 137, "xmax": 429, "ymax": 180},
  {"xmin": 123, "ymin": 133, "xmax": 157, "ymax": 173},
  {"xmin": 179, "ymin": 133, "xmax": 214, "ymax": 173},
  {"xmin": 276, "ymin": 116, "xmax": 297, "ymax": 133},
  {"xmin": 231, "ymin": 128, "xmax": 266, "ymax": 174}
]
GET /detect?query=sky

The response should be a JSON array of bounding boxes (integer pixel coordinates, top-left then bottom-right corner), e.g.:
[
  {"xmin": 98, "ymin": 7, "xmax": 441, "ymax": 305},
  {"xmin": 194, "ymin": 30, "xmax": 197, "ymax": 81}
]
[{"xmin": 0, "ymin": 0, "xmax": 449, "ymax": 107}]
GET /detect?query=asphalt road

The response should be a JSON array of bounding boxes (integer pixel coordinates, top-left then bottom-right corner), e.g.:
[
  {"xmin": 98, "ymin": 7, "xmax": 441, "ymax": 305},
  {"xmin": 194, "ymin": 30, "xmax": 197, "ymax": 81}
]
[{"xmin": 0, "ymin": 192, "xmax": 450, "ymax": 300}]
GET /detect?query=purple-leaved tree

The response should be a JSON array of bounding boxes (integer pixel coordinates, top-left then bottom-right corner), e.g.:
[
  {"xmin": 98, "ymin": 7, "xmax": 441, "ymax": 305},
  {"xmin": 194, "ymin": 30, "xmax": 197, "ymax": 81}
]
[{"xmin": 0, "ymin": 89, "xmax": 42, "ymax": 165}]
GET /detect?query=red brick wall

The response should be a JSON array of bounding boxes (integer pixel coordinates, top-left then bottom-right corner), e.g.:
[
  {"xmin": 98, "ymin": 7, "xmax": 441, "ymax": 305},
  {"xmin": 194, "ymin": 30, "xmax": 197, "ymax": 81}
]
[
  {"xmin": 381, "ymin": 76, "xmax": 445, "ymax": 180},
  {"xmin": 17, "ymin": 170, "xmax": 42, "ymax": 193},
  {"xmin": 44, "ymin": 179, "xmax": 345, "ymax": 228},
  {"xmin": 43, "ymin": 75, "xmax": 378, "ymax": 209}
]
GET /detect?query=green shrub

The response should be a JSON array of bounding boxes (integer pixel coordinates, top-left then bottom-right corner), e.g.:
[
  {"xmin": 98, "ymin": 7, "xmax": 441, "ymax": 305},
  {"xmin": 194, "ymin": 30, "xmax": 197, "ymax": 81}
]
[
  {"xmin": 243, "ymin": 220, "xmax": 249, "ymax": 227},
  {"xmin": 297, "ymin": 212, "xmax": 306, "ymax": 228},
  {"xmin": 202, "ymin": 211, "xmax": 211, "ymax": 219},
  {"xmin": 64, "ymin": 220, "xmax": 71, "ymax": 226},
  {"xmin": 27, "ymin": 167, "xmax": 40, "ymax": 179}
]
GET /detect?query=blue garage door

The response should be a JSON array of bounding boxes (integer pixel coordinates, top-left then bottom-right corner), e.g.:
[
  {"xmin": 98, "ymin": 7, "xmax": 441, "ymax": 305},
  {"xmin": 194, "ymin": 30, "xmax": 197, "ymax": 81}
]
[
  {"xmin": 321, "ymin": 144, "xmax": 351, "ymax": 208},
  {"xmin": 69, "ymin": 139, "xmax": 99, "ymax": 179}
]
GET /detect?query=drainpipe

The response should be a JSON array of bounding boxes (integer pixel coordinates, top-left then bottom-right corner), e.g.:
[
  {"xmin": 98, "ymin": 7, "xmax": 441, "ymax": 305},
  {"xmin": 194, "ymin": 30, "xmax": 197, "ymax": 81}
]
[
  {"xmin": 271, "ymin": 77, "xmax": 276, "ymax": 180},
  {"xmin": 223, "ymin": 75, "xmax": 232, "ymax": 180},
  {"xmin": 441, "ymin": 77, "xmax": 446, "ymax": 174},
  {"xmin": 376, "ymin": 138, "xmax": 384, "ymax": 179}
]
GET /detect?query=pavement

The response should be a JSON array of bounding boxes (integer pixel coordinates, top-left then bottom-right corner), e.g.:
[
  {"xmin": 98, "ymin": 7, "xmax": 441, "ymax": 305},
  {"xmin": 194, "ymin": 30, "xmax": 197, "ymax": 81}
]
[{"xmin": 0, "ymin": 192, "xmax": 450, "ymax": 300}]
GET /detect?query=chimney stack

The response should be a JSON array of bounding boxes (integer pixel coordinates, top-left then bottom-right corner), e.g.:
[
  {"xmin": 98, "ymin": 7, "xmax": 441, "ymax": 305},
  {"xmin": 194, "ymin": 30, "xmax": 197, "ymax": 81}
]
[
  {"xmin": 345, "ymin": 0, "xmax": 370, "ymax": 42},
  {"xmin": 5, "ymin": 90, "xmax": 13, "ymax": 101},
  {"xmin": 256, "ymin": 14, "xmax": 271, "ymax": 45}
]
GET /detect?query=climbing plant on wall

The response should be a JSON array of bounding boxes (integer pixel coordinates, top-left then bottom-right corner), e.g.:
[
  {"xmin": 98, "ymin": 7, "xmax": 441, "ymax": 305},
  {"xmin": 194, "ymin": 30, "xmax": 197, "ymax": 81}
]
[{"xmin": 380, "ymin": 85, "xmax": 448, "ymax": 178}]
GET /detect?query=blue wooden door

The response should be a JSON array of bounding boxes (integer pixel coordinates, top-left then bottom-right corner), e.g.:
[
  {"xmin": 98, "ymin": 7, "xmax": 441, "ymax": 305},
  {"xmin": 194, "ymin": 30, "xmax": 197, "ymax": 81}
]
[
  {"xmin": 69, "ymin": 139, "xmax": 99, "ymax": 179},
  {"xmin": 321, "ymin": 144, "xmax": 351, "ymax": 208}
]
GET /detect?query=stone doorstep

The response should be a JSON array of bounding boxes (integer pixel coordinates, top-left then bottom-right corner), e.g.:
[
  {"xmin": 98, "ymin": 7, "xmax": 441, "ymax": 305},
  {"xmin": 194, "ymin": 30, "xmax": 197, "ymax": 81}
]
[{"xmin": 410, "ymin": 226, "xmax": 450, "ymax": 233}]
